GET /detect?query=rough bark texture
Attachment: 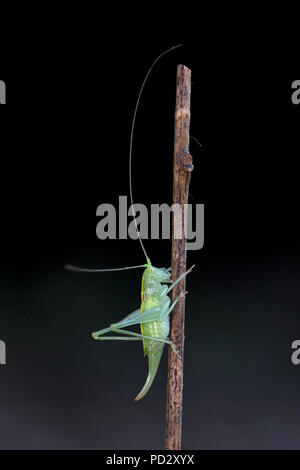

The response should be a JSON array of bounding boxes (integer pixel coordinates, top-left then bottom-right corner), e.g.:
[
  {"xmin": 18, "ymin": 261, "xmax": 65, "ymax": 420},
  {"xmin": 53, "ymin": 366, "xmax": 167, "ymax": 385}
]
[{"xmin": 165, "ymin": 65, "xmax": 193, "ymax": 450}]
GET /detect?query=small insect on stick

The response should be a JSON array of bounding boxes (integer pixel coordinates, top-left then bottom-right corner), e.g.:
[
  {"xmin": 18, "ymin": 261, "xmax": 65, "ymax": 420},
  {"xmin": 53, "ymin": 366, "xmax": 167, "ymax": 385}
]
[
  {"xmin": 65, "ymin": 46, "xmax": 194, "ymax": 406},
  {"xmin": 165, "ymin": 65, "xmax": 193, "ymax": 451}
]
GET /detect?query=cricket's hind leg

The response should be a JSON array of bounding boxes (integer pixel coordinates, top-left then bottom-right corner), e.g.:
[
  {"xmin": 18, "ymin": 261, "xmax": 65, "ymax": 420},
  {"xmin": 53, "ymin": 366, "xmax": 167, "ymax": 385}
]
[
  {"xmin": 92, "ymin": 326, "xmax": 180, "ymax": 357},
  {"xmin": 109, "ymin": 327, "xmax": 180, "ymax": 356},
  {"xmin": 92, "ymin": 305, "xmax": 161, "ymax": 339},
  {"xmin": 93, "ymin": 335, "xmax": 142, "ymax": 341},
  {"xmin": 91, "ymin": 305, "xmax": 181, "ymax": 357}
]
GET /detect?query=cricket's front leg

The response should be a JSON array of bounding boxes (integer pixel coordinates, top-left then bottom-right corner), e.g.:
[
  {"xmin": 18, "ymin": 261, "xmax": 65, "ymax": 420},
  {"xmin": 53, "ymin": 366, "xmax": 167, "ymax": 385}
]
[{"xmin": 163, "ymin": 265, "xmax": 194, "ymax": 296}]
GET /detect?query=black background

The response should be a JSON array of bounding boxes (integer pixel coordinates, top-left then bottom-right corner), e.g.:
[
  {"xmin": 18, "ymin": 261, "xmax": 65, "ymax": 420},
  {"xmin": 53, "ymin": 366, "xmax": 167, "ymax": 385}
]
[{"xmin": 0, "ymin": 33, "xmax": 299, "ymax": 450}]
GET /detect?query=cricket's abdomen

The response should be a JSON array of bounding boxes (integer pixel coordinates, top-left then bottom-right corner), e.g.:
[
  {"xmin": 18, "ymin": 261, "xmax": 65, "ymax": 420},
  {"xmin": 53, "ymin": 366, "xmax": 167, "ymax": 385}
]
[
  {"xmin": 140, "ymin": 296, "xmax": 170, "ymax": 355},
  {"xmin": 142, "ymin": 318, "xmax": 170, "ymax": 346}
]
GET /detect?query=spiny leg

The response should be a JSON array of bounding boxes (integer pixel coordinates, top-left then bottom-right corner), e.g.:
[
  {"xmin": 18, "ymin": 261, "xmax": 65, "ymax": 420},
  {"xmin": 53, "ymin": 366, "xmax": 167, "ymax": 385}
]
[
  {"xmin": 92, "ymin": 305, "xmax": 162, "ymax": 339},
  {"xmin": 164, "ymin": 265, "xmax": 195, "ymax": 296},
  {"xmin": 110, "ymin": 327, "xmax": 181, "ymax": 358},
  {"xmin": 91, "ymin": 301, "xmax": 183, "ymax": 356},
  {"xmin": 93, "ymin": 335, "xmax": 142, "ymax": 341}
]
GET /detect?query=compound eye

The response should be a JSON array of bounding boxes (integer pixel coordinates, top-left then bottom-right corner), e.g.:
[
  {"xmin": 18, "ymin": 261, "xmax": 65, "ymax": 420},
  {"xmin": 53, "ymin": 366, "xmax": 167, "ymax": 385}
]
[{"xmin": 149, "ymin": 268, "xmax": 154, "ymax": 273}]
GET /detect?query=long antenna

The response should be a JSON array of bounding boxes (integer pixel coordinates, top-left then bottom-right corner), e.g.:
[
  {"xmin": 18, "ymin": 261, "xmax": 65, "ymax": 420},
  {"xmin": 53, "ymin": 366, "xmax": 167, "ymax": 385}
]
[
  {"xmin": 129, "ymin": 44, "xmax": 182, "ymax": 261},
  {"xmin": 65, "ymin": 264, "xmax": 147, "ymax": 273}
]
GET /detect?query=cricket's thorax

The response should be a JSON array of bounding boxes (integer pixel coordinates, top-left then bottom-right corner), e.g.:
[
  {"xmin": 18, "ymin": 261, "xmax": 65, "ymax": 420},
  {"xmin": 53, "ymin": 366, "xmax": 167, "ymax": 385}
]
[
  {"xmin": 141, "ymin": 268, "xmax": 170, "ymax": 312},
  {"xmin": 142, "ymin": 279, "xmax": 166, "ymax": 308}
]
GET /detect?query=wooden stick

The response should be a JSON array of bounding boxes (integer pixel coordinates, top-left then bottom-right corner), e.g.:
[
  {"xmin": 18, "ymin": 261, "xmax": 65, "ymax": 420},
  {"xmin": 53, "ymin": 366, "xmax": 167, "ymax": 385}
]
[{"xmin": 165, "ymin": 64, "xmax": 193, "ymax": 450}]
